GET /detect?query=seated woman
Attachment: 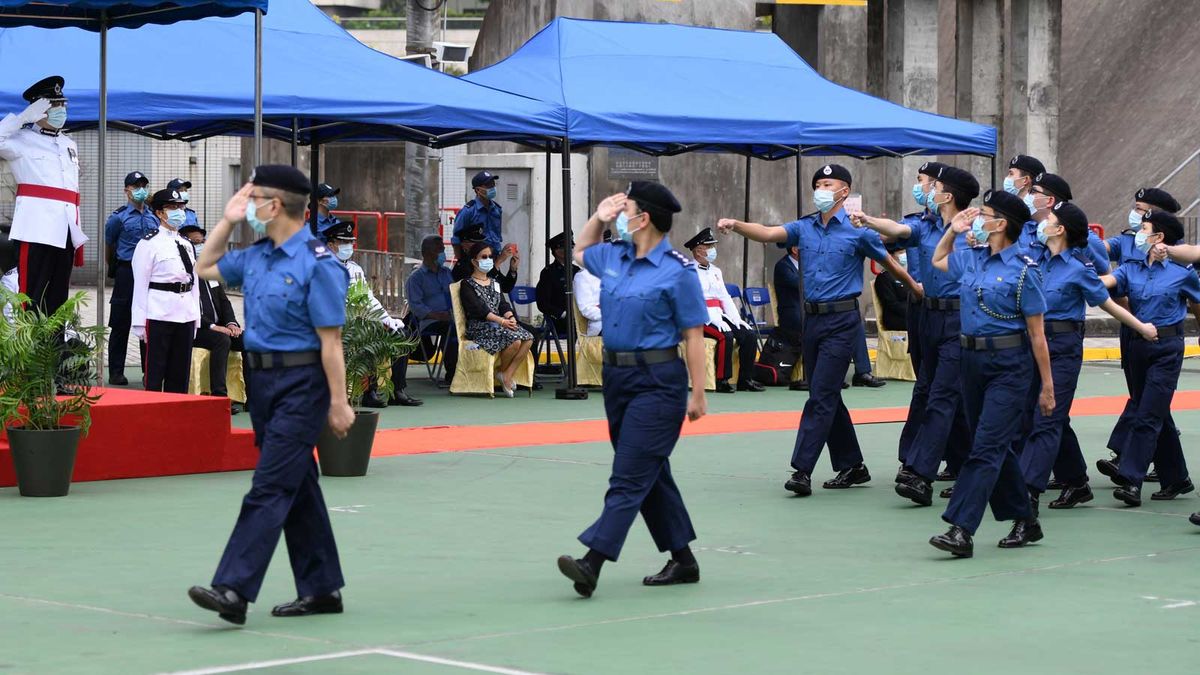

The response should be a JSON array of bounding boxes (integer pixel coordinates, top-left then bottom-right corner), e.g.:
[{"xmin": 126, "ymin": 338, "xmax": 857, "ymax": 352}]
[{"xmin": 460, "ymin": 242, "xmax": 534, "ymax": 397}]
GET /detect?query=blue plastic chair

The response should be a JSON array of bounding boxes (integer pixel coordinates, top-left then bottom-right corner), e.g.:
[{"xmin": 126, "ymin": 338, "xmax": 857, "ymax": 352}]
[{"xmin": 742, "ymin": 286, "xmax": 774, "ymax": 346}]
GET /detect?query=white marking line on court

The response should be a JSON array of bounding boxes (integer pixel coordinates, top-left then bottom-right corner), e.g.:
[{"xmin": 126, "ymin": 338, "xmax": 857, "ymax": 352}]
[
  {"xmin": 0, "ymin": 593, "xmax": 338, "ymax": 646},
  {"xmin": 161, "ymin": 647, "xmax": 546, "ymax": 675},
  {"xmin": 1090, "ymin": 506, "xmax": 1192, "ymax": 518},
  {"xmin": 1141, "ymin": 595, "xmax": 1198, "ymax": 610},
  {"xmin": 410, "ymin": 546, "xmax": 1200, "ymax": 647}
]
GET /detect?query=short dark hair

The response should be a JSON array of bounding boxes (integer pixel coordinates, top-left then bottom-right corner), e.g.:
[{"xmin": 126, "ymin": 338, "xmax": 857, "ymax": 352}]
[
  {"xmin": 1147, "ymin": 213, "xmax": 1185, "ymax": 245},
  {"xmin": 635, "ymin": 201, "xmax": 673, "ymax": 233},
  {"xmin": 421, "ymin": 235, "xmax": 443, "ymax": 256},
  {"xmin": 1062, "ymin": 218, "xmax": 1088, "ymax": 250},
  {"xmin": 260, "ymin": 186, "xmax": 306, "ymax": 219},
  {"xmin": 997, "ymin": 213, "xmax": 1024, "ymax": 242},
  {"xmin": 466, "ymin": 242, "xmax": 493, "ymax": 260},
  {"xmin": 945, "ymin": 186, "xmax": 972, "ymax": 210}
]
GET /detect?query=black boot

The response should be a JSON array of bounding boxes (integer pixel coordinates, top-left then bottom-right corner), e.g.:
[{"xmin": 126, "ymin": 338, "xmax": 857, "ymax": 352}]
[
  {"xmin": 998, "ymin": 519, "xmax": 1044, "ymax": 548},
  {"xmin": 895, "ymin": 474, "xmax": 933, "ymax": 506},
  {"xmin": 271, "ymin": 591, "xmax": 343, "ymax": 617},
  {"xmin": 643, "ymin": 560, "xmax": 700, "ymax": 586},
  {"xmin": 785, "ymin": 471, "xmax": 812, "ymax": 496},
  {"xmin": 188, "ymin": 585, "xmax": 247, "ymax": 625},
  {"xmin": 1048, "ymin": 484, "xmax": 1093, "ymax": 509},
  {"xmin": 823, "ymin": 464, "xmax": 871, "ymax": 489},
  {"xmin": 556, "ymin": 556, "xmax": 599, "ymax": 598},
  {"xmin": 929, "ymin": 526, "xmax": 973, "ymax": 558}
]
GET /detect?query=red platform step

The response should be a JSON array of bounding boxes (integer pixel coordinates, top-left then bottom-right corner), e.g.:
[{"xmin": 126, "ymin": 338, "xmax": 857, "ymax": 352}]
[{"xmin": 0, "ymin": 388, "xmax": 258, "ymax": 488}]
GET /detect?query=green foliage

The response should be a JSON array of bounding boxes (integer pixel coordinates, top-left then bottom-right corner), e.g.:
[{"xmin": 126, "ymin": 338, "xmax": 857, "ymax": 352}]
[
  {"xmin": 0, "ymin": 290, "xmax": 104, "ymax": 434},
  {"xmin": 342, "ymin": 281, "xmax": 418, "ymax": 408}
]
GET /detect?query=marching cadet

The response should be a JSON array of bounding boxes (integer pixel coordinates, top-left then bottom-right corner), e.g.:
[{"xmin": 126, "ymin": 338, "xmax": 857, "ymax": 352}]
[
  {"xmin": 717, "ymin": 164, "xmax": 914, "ymax": 496},
  {"xmin": 1017, "ymin": 201, "xmax": 1156, "ymax": 520},
  {"xmin": 557, "ymin": 181, "xmax": 709, "ymax": 598},
  {"xmin": 167, "ymin": 178, "xmax": 200, "ymax": 230},
  {"xmin": 103, "ymin": 171, "xmax": 157, "ymax": 385},
  {"xmin": 686, "ymin": 227, "xmax": 763, "ymax": 393},
  {"xmin": 189, "ymin": 165, "xmax": 353, "ymax": 625},
  {"xmin": 926, "ymin": 190, "xmax": 1054, "ymax": 558},
  {"xmin": 852, "ymin": 165, "xmax": 977, "ymax": 504},
  {"xmin": 131, "ymin": 189, "xmax": 201, "ymax": 394},
  {"xmin": 1023, "ymin": 173, "xmax": 1109, "ymax": 271},
  {"xmin": 1096, "ymin": 211, "xmax": 1200, "ymax": 507},
  {"xmin": 0, "ymin": 76, "xmax": 86, "ymax": 315},
  {"xmin": 1004, "ymin": 154, "xmax": 1046, "ymax": 208}
]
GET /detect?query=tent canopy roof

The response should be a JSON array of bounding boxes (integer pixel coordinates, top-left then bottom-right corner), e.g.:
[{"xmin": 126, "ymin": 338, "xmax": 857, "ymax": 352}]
[{"xmin": 0, "ymin": 0, "xmax": 266, "ymax": 29}]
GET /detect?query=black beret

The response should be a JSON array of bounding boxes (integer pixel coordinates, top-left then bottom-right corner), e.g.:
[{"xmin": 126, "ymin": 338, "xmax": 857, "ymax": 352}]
[
  {"xmin": 684, "ymin": 227, "xmax": 718, "ymax": 250},
  {"xmin": 316, "ymin": 183, "xmax": 340, "ymax": 199},
  {"xmin": 249, "ymin": 164, "xmax": 311, "ymax": 196},
  {"xmin": 917, "ymin": 161, "xmax": 946, "ymax": 179},
  {"xmin": 178, "ymin": 223, "xmax": 205, "ymax": 237},
  {"xmin": 149, "ymin": 189, "xmax": 187, "ymax": 211},
  {"xmin": 547, "ymin": 232, "xmax": 567, "ymax": 250},
  {"xmin": 627, "ymin": 181, "xmax": 682, "ymax": 214},
  {"xmin": 23, "ymin": 75, "xmax": 66, "ymax": 103},
  {"xmin": 458, "ymin": 224, "xmax": 486, "ymax": 243},
  {"xmin": 1050, "ymin": 201, "xmax": 1088, "ymax": 231},
  {"xmin": 1143, "ymin": 210, "xmax": 1185, "ymax": 244},
  {"xmin": 322, "ymin": 221, "xmax": 356, "ymax": 241},
  {"xmin": 471, "ymin": 171, "xmax": 499, "ymax": 188},
  {"xmin": 936, "ymin": 166, "xmax": 980, "ymax": 200},
  {"xmin": 812, "ymin": 163, "xmax": 852, "ymax": 189},
  {"xmin": 167, "ymin": 178, "xmax": 191, "ymax": 191},
  {"xmin": 1033, "ymin": 173, "xmax": 1072, "ymax": 201},
  {"xmin": 981, "ymin": 189, "xmax": 1029, "ymax": 224},
  {"xmin": 1135, "ymin": 187, "xmax": 1181, "ymax": 213},
  {"xmin": 601, "ymin": 229, "xmax": 613, "ymax": 242},
  {"xmin": 124, "ymin": 171, "xmax": 149, "ymax": 187},
  {"xmin": 1008, "ymin": 154, "xmax": 1046, "ymax": 176}
]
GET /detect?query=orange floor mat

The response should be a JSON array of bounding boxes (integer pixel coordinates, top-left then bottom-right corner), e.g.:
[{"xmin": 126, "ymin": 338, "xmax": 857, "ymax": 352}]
[{"xmin": 370, "ymin": 390, "xmax": 1200, "ymax": 458}]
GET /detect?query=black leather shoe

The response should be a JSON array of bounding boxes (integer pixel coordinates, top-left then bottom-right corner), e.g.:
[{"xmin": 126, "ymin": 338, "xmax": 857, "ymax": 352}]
[
  {"xmin": 1114, "ymin": 484, "xmax": 1142, "ymax": 507},
  {"xmin": 557, "ymin": 555, "xmax": 598, "ymax": 598},
  {"xmin": 108, "ymin": 372, "xmax": 128, "ymax": 386},
  {"xmin": 851, "ymin": 373, "xmax": 887, "ymax": 388},
  {"xmin": 361, "ymin": 392, "xmax": 388, "ymax": 409},
  {"xmin": 823, "ymin": 464, "xmax": 871, "ymax": 489},
  {"xmin": 1152, "ymin": 479, "xmax": 1194, "ymax": 501},
  {"xmin": 1190, "ymin": 512, "xmax": 1200, "ymax": 526},
  {"xmin": 271, "ymin": 591, "xmax": 343, "ymax": 617},
  {"xmin": 1047, "ymin": 476, "xmax": 1067, "ymax": 490},
  {"xmin": 789, "ymin": 380, "xmax": 809, "ymax": 392},
  {"xmin": 929, "ymin": 526, "xmax": 973, "ymax": 558},
  {"xmin": 230, "ymin": 403, "xmax": 244, "ymax": 415},
  {"xmin": 1096, "ymin": 459, "xmax": 1129, "ymax": 486},
  {"xmin": 936, "ymin": 469, "xmax": 957, "ymax": 482},
  {"xmin": 939, "ymin": 485, "xmax": 955, "ymax": 499},
  {"xmin": 715, "ymin": 380, "xmax": 736, "ymax": 394},
  {"xmin": 1048, "ymin": 484, "xmax": 1093, "ymax": 509},
  {"xmin": 388, "ymin": 389, "xmax": 424, "ymax": 407},
  {"xmin": 895, "ymin": 466, "xmax": 916, "ymax": 484},
  {"xmin": 895, "ymin": 476, "xmax": 932, "ymax": 506},
  {"xmin": 643, "ymin": 559, "xmax": 700, "ymax": 586},
  {"xmin": 785, "ymin": 471, "xmax": 812, "ymax": 496},
  {"xmin": 188, "ymin": 585, "xmax": 247, "ymax": 625},
  {"xmin": 736, "ymin": 379, "xmax": 765, "ymax": 392},
  {"xmin": 998, "ymin": 519, "xmax": 1044, "ymax": 548},
  {"xmin": 1146, "ymin": 468, "xmax": 1159, "ymax": 483}
]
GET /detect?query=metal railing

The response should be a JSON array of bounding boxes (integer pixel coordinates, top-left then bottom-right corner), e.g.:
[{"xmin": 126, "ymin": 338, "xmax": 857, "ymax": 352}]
[
  {"xmin": 330, "ymin": 209, "xmax": 387, "ymax": 251},
  {"xmin": 1155, "ymin": 147, "xmax": 1200, "ymax": 217},
  {"xmin": 354, "ymin": 249, "xmax": 410, "ymax": 314}
]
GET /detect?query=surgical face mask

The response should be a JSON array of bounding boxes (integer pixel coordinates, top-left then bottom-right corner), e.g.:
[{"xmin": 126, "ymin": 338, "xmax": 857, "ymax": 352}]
[
  {"xmin": 1003, "ymin": 176, "xmax": 1021, "ymax": 195},
  {"xmin": 926, "ymin": 190, "xmax": 944, "ymax": 212},
  {"xmin": 326, "ymin": 196, "xmax": 339, "ymax": 210},
  {"xmin": 165, "ymin": 209, "xmax": 187, "ymax": 228},
  {"xmin": 971, "ymin": 215, "xmax": 993, "ymax": 243},
  {"xmin": 813, "ymin": 189, "xmax": 838, "ymax": 213},
  {"xmin": 178, "ymin": 191, "xmax": 190, "ymax": 202},
  {"xmin": 1128, "ymin": 209, "xmax": 1144, "ymax": 230},
  {"xmin": 45, "ymin": 106, "xmax": 67, "ymax": 129},
  {"xmin": 436, "ymin": 251, "xmax": 447, "ymax": 267},
  {"xmin": 1035, "ymin": 219, "xmax": 1051, "ymax": 245},
  {"xmin": 911, "ymin": 183, "xmax": 927, "ymax": 207},
  {"xmin": 478, "ymin": 257, "xmax": 495, "ymax": 272},
  {"xmin": 131, "ymin": 187, "xmax": 149, "ymax": 203},
  {"xmin": 485, "ymin": 187, "xmax": 497, "ymax": 201},
  {"xmin": 1023, "ymin": 192, "xmax": 1037, "ymax": 214},
  {"xmin": 192, "ymin": 243, "xmax": 205, "ymax": 256},
  {"xmin": 336, "ymin": 244, "xmax": 354, "ymax": 261},
  {"xmin": 1134, "ymin": 230, "xmax": 1152, "ymax": 253},
  {"xmin": 897, "ymin": 252, "xmax": 908, "ymax": 268},
  {"xmin": 705, "ymin": 248, "xmax": 718, "ymax": 263},
  {"xmin": 615, "ymin": 211, "xmax": 644, "ymax": 243},
  {"xmin": 245, "ymin": 198, "xmax": 272, "ymax": 235}
]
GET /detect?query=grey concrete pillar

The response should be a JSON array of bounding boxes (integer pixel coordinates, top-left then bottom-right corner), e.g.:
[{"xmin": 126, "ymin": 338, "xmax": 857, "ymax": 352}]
[
  {"xmin": 885, "ymin": 0, "xmax": 940, "ymax": 218},
  {"xmin": 814, "ymin": 5, "xmax": 876, "ymax": 215},
  {"xmin": 968, "ymin": 0, "xmax": 1005, "ymax": 187},
  {"xmin": 1024, "ymin": 0, "xmax": 1061, "ymax": 171}
]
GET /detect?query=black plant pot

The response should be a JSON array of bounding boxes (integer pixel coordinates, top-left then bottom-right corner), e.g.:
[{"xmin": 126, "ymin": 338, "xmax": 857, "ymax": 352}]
[
  {"xmin": 7, "ymin": 426, "xmax": 81, "ymax": 497},
  {"xmin": 316, "ymin": 410, "xmax": 380, "ymax": 477}
]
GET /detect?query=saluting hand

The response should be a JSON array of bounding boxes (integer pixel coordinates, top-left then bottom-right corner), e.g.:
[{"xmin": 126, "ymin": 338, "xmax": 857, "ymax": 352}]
[
  {"xmin": 595, "ymin": 193, "xmax": 627, "ymax": 223},
  {"xmin": 716, "ymin": 218, "xmax": 739, "ymax": 235},
  {"xmin": 687, "ymin": 392, "xmax": 707, "ymax": 422},
  {"xmin": 1038, "ymin": 385, "xmax": 1055, "ymax": 417},
  {"xmin": 950, "ymin": 207, "xmax": 979, "ymax": 235},
  {"xmin": 328, "ymin": 399, "xmax": 355, "ymax": 439},
  {"xmin": 222, "ymin": 183, "xmax": 254, "ymax": 224},
  {"xmin": 20, "ymin": 98, "xmax": 52, "ymax": 125}
]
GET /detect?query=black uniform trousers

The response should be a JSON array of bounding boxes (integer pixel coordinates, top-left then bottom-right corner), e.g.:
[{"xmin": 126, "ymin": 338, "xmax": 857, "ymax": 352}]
[
  {"xmin": 790, "ymin": 308, "xmax": 865, "ymax": 474},
  {"xmin": 904, "ymin": 306, "xmax": 972, "ymax": 481},
  {"xmin": 702, "ymin": 321, "xmax": 757, "ymax": 384},
  {"xmin": 1114, "ymin": 331, "xmax": 1190, "ymax": 488},
  {"xmin": 1106, "ymin": 324, "xmax": 1135, "ymax": 455},
  {"xmin": 192, "ymin": 327, "xmax": 244, "ymax": 398},
  {"xmin": 15, "ymin": 237, "xmax": 73, "ymax": 316},
  {"xmin": 579, "ymin": 358, "xmax": 695, "ymax": 561},
  {"xmin": 213, "ymin": 362, "xmax": 344, "ymax": 602},
  {"xmin": 108, "ymin": 260, "xmax": 145, "ymax": 376},
  {"xmin": 942, "ymin": 343, "xmax": 1034, "ymax": 535},
  {"xmin": 1019, "ymin": 329, "xmax": 1089, "ymax": 494},
  {"xmin": 144, "ymin": 319, "xmax": 194, "ymax": 394},
  {"xmin": 897, "ymin": 300, "xmax": 924, "ymax": 463}
]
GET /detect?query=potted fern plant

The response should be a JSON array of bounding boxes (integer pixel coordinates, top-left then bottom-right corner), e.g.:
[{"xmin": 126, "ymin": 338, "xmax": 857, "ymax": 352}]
[
  {"xmin": 316, "ymin": 280, "xmax": 417, "ymax": 477},
  {"xmin": 0, "ymin": 289, "xmax": 105, "ymax": 497}
]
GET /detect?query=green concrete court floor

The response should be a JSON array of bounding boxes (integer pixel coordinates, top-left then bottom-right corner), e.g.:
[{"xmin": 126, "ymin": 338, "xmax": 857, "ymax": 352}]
[{"xmin": 4, "ymin": 362, "xmax": 1200, "ymax": 674}]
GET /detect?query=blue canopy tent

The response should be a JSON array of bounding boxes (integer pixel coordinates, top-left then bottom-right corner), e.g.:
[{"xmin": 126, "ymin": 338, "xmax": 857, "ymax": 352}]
[{"xmin": 464, "ymin": 17, "xmax": 998, "ymax": 397}]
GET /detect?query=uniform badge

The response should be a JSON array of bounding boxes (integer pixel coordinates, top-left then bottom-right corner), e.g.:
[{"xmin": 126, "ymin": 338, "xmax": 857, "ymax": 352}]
[
  {"xmin": 822, "ymin": 165, "xmax": 832, "ymax": 176},
  {"xmin": 284, "ymin": 276, "xmax": 294, "ymax": 285},
  {"xmin": 1137, "ymin": 188, "xmax": 1145, "ymax": 200},
  {"xmin": 307, "ymin": 239, "xmax": 332, "ymax": 259},
  {"xmin": 68, "ymin": 147, "xmax": 78, "ymax": 163}
]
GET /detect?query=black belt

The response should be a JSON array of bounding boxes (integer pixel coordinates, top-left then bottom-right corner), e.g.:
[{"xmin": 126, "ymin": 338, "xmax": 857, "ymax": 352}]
[
  {"xmin": 1046, "ymin": 320, "xmax": 1084, "ymax": 334},
  {"xmin": 602, "ymin": 348, "xmax": 678, "ymax": 367},
  {"xmin": 149, "ymin": 281, "xmax": 193, "ymax": 293},
  {"xmin": 804, "ymin": 298, "xmax": 859, "ymax": 315},
  {"xmin": 923, "ymin": 297, "xmax": 960, "ymax": 311},
  {"xmin": 960, "ymin": 333, "xmax": 1026, "ymax": 351},
  {"xmin": 1148, "ymin": 323, "xmax": 1184, "ymax": 339},
  {"xmin": 245, "ymin": 350, "xmax": 321, "ymax": 370}
]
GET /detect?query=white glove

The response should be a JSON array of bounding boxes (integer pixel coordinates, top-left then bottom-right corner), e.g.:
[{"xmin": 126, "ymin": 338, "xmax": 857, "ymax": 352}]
[
  {"xmin": 385, "ymin": 316, "xmax": 404, "ymax": 332},
  {"xmin": 20, "ymin": 98, "xmax": 51, "ymax": 125},
  {"xmin": 132, "ymin": 325, "xmax": 145, "ymax": 341}
]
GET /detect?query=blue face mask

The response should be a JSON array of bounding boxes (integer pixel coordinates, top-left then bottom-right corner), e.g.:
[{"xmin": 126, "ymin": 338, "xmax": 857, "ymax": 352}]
[
  {"xmin": 131, "ymin": 187, "xmax": 149, "ymax": 203},
  {"xmin": 336, "ymin": 243, "xmax": 354, "ymax": 261},
  {"xmin": 436, "ymin": 252, "xmax": 447, "ymax": 267},
  {"xmin": 1134, "ymin": 230, "xmax": 1152, "ymax": 253},
  {"xmin": 1002, "ymin": 176, "xmax": 1021, "ymax": 195},
  {"xmin": 813, "ymin": 189, "xmax": 837, "ymax": 213},
  {"xmin": 485, "ymin": 187, "xmax": 497, "ymax": 201},
  {"xmin": 705, "ymin": 248, "xmax": 718, "ymax": 263},
  {"xmin": 1035, "ymin": 219, "xmax": 1051, "ymax": 245},
  {"xmin": 165, "ymin": 209, "xmax": 187, "ymax": 228},
  {"xmin": 45, "ymin": 106, "xmax": 67, "ymax": 129},
  {"xmin": 193, "ymin": 243, "xmax": 205, "ymax": 257},
  {"xmin": 615, "ymin": 212, "xmax": 643, "ymax": 243},
  {"xmin": 178, "ymin": 191, "xmax": 190, "ymax": 202},
  {"xmin": 1023, "ymin": 193, "xmax": 1037, "ymax": 214},
  {"xmin": 478, "ymin": 257, "xmax": 495, "ymax": 272},
  {"xmin": 327, "ymin": 196, "xmax": 338, "ymax": 210},
  {"xmin": 1128, "ymin": 209, "xmax": 1143, "ymax": 230},
  {"xmin": 911, "ymin": 183, "xmax": 927, "ymax": 207},
  {"xmin": 245, "ymin": 198, "xmax": 270, "ymax": 235},
  {"xmin": 971, "ymin": 215, "xmax": 992, "ymax": 243},
  {"xmin": 897, "ymin": 252, "xmax": 908, "ymax": 269}
]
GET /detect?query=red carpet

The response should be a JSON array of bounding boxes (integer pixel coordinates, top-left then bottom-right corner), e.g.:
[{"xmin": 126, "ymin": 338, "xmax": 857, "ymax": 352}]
[{"xmin": 0, "ymin": 388, "xmax": 258, "ymax": 487}]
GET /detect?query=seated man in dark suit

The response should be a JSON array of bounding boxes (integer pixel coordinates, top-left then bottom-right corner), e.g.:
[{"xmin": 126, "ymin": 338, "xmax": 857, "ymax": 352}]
[
  {"xmin": 535, "ymin": 232, "xmax": 578, "ymax": 335},
  {"xmin": 181, "ymin": 223, "xmax": 244, "ymax": 414},
  {"xmin": 873, "ymin": 249, "xmax": 910, "ymax": 332}
]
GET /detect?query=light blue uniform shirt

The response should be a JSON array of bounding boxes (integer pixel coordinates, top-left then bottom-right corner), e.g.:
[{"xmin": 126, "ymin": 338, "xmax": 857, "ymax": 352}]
[
  {"xmin": 1105, "ymin": 230, "xmax": 1142, "ymax": 266},
  {"xmin": 1031, "ymin": 247, "xmax": 1111, "ymax": 322},
  {"xmin": 452, "ymin": 197, "xmax": 504, "ymax": 251},
  {"xmin": 949, "ymin": 244, "xmax": 1047, "ymax": 336},
  {"xmin": 1019, "ymin": 221, "xmax": 1109, "ymax": 273},
  {"xmin": 1111, "ymin": 259, "xmax": 1200, "ymax": 326},
  {"xmin": 104, "ymin": 203, "xmax": 159, "ymax": 261},
  {"xmin": 782, "ymin": 208, "xmax": 888, "ymax": 302},
  {"xmin": 897, "ymin": 209, "xmax": 973, "ymax": 299}
]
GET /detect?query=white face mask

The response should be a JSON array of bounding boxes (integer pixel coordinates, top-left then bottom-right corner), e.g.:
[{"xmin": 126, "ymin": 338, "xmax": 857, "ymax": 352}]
[
  {"xmin": 705, "ymin": 248, "xmax": 718, "ymax": 263},
  {"xmin": 336, "ymin": 244, "xmax": 354, "ymax": 261}
]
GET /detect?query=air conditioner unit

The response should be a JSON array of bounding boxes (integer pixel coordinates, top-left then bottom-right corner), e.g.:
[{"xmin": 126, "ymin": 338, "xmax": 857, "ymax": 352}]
[
  {"xmin": 433, "ymin": 41, "xmax": 472, "ymax": 64},
  {"xmin": 399, "ymin": 53, "xmax": 432, "ymax": 68}
]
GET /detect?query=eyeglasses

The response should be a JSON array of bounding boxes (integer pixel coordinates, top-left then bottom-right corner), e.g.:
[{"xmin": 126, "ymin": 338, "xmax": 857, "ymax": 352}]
[{"xmin": 477, "ymin": 255, "xmax": 493, "ymax": 260}]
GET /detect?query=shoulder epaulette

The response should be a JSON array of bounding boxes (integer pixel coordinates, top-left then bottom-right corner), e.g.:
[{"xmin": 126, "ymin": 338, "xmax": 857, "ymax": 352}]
[
  {"xmin": 142, "ymin": 229, "xmax": 159, "ymax": 240},
  {"xmin": 111, "ymin": 205, "xmax": 127, "ymax": 215},
  {"xmin": 307, "ymin": 239, "xmax": 332, "ymax": 259},
  {"xmin": 1020, "ymin": 254, "xmax": 1039, "ymax": 267},
  {"xmin": 668, "ymin": 249, "xmax": 695, "ymax": 268},
  {"xmin": 1121, "ymin": 229, "xmax": 1137, "ymax": 236},
  {"xmin": 902, "ymin": 211, "xmax": 922, "ymax": 220},
  {"xmin": 1069, "ymin": 249, "xmax": 1093, "ymax": 268}
]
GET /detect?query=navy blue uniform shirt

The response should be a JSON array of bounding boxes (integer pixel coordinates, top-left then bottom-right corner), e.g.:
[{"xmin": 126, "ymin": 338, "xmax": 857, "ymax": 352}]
[
  {"xmin": 104, "ymin": 203, "xmax": 159, "ymax": 261},
  {"xmin": 1111, "ymin": 259, "xmax": 1200, "ymax": 326},
  {"xmin": 452, "ymin": 197, "xmax": 503, "ymax": 251}
]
